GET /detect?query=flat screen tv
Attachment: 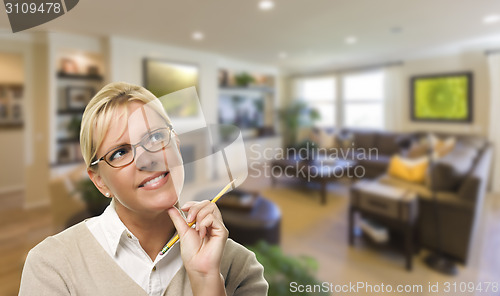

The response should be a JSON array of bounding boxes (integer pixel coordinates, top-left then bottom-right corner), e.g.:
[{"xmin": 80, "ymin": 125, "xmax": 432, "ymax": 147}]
[{"xmin": 411, "ymin": 72, "xmax": 473, "ymax": 122}]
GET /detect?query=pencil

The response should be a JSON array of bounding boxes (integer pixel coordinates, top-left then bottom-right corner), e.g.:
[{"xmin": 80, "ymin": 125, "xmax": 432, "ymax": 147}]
[{"xmin": 160, "ymin": 178, "xmax": 237, "ymax": 255}]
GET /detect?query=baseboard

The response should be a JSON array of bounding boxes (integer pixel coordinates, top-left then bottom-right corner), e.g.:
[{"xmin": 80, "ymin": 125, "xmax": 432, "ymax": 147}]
[{"xmin": 0, "ymin": 184, "xmax": 24, "ymax": 195}]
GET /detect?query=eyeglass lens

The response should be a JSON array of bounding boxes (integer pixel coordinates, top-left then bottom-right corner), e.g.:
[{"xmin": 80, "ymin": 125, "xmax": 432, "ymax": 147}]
[{"xmin": 105, "ymin": 128, "xmax": 172, "ymax": 167}]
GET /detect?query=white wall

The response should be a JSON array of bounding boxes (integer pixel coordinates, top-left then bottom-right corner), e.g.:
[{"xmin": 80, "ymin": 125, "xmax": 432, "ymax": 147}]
[
  {"xmin": 0, "ymin": 39, "xmax": 31, "ymax": 194},
  {"xmin": 108, "ymin": 36, "xmax": 279, "ymax": 126}
]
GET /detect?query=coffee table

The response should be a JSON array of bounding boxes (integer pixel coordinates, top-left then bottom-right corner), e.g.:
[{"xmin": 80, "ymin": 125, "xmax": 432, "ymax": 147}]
[{"xmin": 270, "ymin": 156, "xmax": 357, "ymax": 205}]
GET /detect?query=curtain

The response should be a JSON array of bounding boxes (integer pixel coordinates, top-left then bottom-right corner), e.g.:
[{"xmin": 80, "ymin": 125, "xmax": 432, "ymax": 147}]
[
  {"xmin": 488, "ymin": 53, "xmax": 500, "ymax": 193},
  {"xmin": 383, "ymin": 65, "xmax": 404, "ymax": 131}
]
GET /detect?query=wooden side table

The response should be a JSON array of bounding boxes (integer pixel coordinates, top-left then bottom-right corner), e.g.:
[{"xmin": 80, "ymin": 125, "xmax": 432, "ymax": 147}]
[{"xmin": 349, "ymin": 180, "xmax": 418, "ymax": 271}]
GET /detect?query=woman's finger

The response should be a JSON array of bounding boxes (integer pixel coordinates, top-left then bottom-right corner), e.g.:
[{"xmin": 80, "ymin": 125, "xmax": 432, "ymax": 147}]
[
  {"xmin": 194, "ymin": 203, "xmax": 223, "ymax": 228},
  {"xmin": 167, "ymin": 207, "xmax": 190, "ymax": 238},
  {"xmin": 180, "ymin": 201, "xmax": 197, "ymax": 211},
  {"xmin": 186, "ymin": 200, "xmax": 210, "ymax": 222},
  {"xmin": 197, "ymin": 213, "xmax": 228, "ymax": 240}
]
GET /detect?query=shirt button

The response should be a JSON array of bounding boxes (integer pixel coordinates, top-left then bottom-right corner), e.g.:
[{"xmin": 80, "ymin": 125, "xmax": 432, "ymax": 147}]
[
  {"xmin": 152, "ymin": 266, "xmax": 157, "ymax": 272},
  {"xmin": 127, "ymin": 233, "xmax": 132, "ymax": 239}
]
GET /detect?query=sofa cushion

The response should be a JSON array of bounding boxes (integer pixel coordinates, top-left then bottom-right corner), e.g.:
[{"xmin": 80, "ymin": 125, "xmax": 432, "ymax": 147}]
[
  {"xmin": 375, "ymin": 132, "xmax": 402, "ymax": 155},
  {"xmin": 356, "ymin": 155, "xmax": 391, "ymax": 171},
  {"xmin": 457, "ymin": 135, "xmax": 486, "ymax": 150},
  {"xmin": 353, "ymin": 131, "xmax": 377, "ymax": 151},
  {"xmin": 428, "ymin": 144, "xmax": 478, "ymax": 191}
]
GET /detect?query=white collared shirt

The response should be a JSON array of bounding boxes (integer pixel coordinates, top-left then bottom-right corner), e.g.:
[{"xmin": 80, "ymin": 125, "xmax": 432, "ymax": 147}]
[{"xmin": 85, "ymin": 200, "xmax": 183, "ymax": 296}]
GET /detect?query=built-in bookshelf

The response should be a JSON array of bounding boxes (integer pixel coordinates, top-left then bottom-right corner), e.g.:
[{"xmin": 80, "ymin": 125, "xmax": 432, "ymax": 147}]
[
  {"xmin": 217, "ymin": 69, "xmax": 277, "ymax": 138},
  {"xmin": 54, "ymin": 51, "xmax": 105, "ymax": 165}
]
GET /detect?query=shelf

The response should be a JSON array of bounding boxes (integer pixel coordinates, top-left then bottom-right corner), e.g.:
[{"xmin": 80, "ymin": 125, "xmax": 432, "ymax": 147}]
[
  {"xmin": 57, "ymin": 72, "xmax": 104, "ymax": 81},
  {"xmin": 0, "ymin": 123, "xmax": 24, "ymax": 129},
  {"xmin": 57, "ymin": 138, "xmax": 79, "ymax": 144}
]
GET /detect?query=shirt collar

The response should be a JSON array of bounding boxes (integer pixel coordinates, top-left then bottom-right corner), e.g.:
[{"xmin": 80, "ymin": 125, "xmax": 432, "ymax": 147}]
[{"xmin": 98, "ymin": 199, "xmax": 134, "ymax": 256}]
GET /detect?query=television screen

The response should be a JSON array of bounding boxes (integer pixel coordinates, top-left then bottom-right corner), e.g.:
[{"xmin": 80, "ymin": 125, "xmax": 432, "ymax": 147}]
[{"xmin": 411, "ymin": 72, "xmax": 472, "ymax": 122}]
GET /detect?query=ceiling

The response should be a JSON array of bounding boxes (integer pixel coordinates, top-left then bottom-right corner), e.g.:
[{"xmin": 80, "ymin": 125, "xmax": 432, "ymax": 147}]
[{"xmin": 2, "ymin": 0, "xmax": 500, "ymax": 74}]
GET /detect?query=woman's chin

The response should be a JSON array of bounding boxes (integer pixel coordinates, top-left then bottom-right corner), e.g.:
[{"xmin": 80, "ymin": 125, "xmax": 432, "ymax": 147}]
[{"xmin": 143, "ymin": 191, "xmax": 178, "ymax": 211}]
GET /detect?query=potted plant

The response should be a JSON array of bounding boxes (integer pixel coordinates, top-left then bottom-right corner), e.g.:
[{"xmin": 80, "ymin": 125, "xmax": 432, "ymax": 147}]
[
  {"xmin": 234, "ymin": 72, "xmax": 255, "ymax": 87},
  {"xmin": 75, "ymin": 178, "xmax": 110, "ymax": 216},
  {"xmin": 278, "ymin": 101, "xmax": 320, "ymax": 149},
  {"xmin": 248, "ymin": 241, "xmax": 329, "ymax": 296}
]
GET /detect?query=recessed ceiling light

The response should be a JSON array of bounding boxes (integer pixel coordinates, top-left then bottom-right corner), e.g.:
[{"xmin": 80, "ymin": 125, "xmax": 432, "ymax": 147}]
[
  {"xmin": 259, "ymin": 0, "xmax": 274, "ymax": 11},
  {"xmin": 345, "ymin": 36, "xmax": 357, "ymax": 44},
  {"xmin": 483, "ymin": 15, "xmax": 500, "ymax": 24},
  {"xmin": 391, "ymin": 27, "xmax": 403, "ymax": 34},
  {"xmin": 192, "ymin": 31, "xmax": 204, "ymax": 40},
  {"xmin": 278, "ymin": 52, "xmax": 287, "ymax": 59}
]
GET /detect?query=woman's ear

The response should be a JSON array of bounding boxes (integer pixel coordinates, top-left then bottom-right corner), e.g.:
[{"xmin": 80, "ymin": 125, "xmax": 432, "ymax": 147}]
[{"xmin": 87, "ymin": 168, "xmax": 111, "ymax": 198}]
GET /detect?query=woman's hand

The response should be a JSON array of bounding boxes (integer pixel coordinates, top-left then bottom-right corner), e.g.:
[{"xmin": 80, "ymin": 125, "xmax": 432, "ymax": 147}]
[{"xmin": 167, "ymin": 201, "xmax": 228, "ymax": 296}]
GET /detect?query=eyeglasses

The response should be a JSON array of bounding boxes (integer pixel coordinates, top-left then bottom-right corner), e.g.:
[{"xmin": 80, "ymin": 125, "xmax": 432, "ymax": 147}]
[{"xmin": 90, "ymin": 126, "xmax": 174, "ymax": 168}]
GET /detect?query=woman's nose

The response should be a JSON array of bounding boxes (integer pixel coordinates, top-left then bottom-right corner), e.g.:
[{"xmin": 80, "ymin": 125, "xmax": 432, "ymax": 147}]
[{"xmin": 134, "ymin": 147, "xmax": 168, "ymax": 171}]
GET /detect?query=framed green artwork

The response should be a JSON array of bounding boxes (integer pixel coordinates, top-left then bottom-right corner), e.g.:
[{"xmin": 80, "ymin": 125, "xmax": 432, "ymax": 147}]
[{"xmin": 410, "ymin": 72, "xmax": 472, "ymax": 122}]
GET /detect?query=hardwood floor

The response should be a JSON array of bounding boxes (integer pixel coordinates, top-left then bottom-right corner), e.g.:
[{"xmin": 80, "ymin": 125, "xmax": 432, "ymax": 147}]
[
  {"xmin": 0, "ymin": 191, "xmax": 55, "ymax": 296},
  {"xmin": 2, "ymin": 176, "xmax": 499, "ymax": 296}
]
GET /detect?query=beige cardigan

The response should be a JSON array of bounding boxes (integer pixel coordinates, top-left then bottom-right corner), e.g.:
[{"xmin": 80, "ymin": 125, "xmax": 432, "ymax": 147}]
[{"xmin": 19, "ymin": 222, "xmax": 268, "ymax": 296}]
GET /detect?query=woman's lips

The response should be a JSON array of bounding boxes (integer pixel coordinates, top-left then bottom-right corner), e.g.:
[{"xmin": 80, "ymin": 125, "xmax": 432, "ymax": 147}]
[{"xmin": 138, "ymin": 172, "xmax": 169, "ymax": 190}]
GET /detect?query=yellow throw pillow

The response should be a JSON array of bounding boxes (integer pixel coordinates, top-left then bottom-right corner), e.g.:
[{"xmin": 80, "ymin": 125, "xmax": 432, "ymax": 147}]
[{"xmin": 387, "ymin": 155, "xmax": 429, "ymax": 183}]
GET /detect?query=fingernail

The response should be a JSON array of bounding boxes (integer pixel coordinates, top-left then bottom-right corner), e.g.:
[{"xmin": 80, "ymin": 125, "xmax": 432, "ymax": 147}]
[{"xmin": 187, "ymin": 213, "xmax": 193, "ymax": 222}]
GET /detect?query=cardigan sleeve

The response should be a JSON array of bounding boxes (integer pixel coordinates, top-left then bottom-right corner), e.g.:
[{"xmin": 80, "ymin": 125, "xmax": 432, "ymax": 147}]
[
  {"xmin": 19, "ymin": 237, "xmax": 73, "ymax": 296},
  {"xmin": 222, "ymin": 240, "xmax": 268, "ymax": 296}
]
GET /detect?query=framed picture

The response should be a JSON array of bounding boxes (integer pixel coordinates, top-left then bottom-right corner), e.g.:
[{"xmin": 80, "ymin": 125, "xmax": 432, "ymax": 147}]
[
  {"xmin": 410, "ymin": 72, "xmax": 473, "ymax": 122},
  {"xmin": 0, "ymin": 84, "xmax": 24, "ymax": 128},
  {"xmin": 143, "ymin": 58, "xmax": 200, "ymax": 118},
  {"xmin": 66, "ymin": 86, "xmax": 95, "ymax": 110}
]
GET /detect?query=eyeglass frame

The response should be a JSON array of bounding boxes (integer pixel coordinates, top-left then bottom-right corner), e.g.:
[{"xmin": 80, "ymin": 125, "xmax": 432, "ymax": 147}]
[{"xmin": 90, "ymin": 124, "xmax": 175, "ymax": 168}]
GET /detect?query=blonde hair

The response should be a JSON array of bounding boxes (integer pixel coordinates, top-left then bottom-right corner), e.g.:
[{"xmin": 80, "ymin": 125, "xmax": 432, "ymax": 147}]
[{"xmin": 80, "ymin": 82, "xmax": 171, "ymax": 170}]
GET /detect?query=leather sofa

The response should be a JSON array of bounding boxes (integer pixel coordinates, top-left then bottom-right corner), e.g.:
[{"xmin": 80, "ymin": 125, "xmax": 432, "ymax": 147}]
[{"xmin": 339, "ymin": 128, "xmax": 492, "ymax": 264}]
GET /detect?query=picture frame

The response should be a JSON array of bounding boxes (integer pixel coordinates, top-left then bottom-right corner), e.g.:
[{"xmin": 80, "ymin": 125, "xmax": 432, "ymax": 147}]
[
  {"xmin": 410, "ymin": 72, "xmax": 473, "ymax": 123},
  {"xmin": 0, "ymin": 84, "xmax": 24, "ymax": 128},
  {"xmin": 66, "ymin": 86, "xmax": 95, "ymax": 110},
  {"xmin": 143, "ymin": 58, "xmax": 200, "ymax": 118}
]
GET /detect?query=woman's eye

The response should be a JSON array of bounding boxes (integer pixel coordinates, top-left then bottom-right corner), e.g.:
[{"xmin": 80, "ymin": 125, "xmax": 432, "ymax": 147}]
[
  {"xmin": 149, "ymin": 131, "xmax": 166, "ymax": 143},
  {"xmin": 109, "ymin": 147, "xmax": 130, "ymax": 161}
]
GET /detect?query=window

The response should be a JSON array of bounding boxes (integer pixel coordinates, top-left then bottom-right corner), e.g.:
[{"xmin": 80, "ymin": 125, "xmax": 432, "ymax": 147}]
[
  {"xmin": 294, "ymin": 77, "xmax": 336, "ymax": 127},
  {"xmin": 342, "ymin": 71, "xmax": 385, "ymax": 129}
]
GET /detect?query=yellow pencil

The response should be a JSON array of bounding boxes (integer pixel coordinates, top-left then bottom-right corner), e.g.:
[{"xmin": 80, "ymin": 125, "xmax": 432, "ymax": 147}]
[{"xmin": 160, "ymin": 179, "xmax": 237, "ymax": 255}]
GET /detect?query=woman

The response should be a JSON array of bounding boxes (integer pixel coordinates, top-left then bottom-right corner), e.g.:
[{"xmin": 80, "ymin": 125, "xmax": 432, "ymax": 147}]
[{"xmin": 19, "ymin": 82, "xmax": 268, "ymax": 296}]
